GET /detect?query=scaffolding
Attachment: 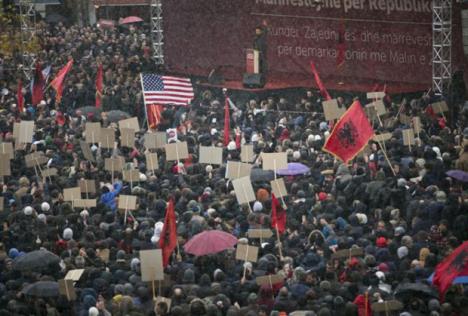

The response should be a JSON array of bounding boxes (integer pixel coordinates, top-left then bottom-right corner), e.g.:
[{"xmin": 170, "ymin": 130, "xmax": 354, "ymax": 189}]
[
  {"xmin": 18, "ymin": 0, "xmax": 37, "ymax": 79},
  {"xmin": 432, "ymin": 0, "xmax": 452, "ymax": 96},
  {"xmin": 150, "ymin": 0, "xmax": 164, "ymax": 65}
]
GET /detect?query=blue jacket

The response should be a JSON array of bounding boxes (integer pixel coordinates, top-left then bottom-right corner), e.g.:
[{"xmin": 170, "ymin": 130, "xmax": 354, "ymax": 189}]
[{"xmin": 100, "ymin": 182, "xmax": 122, "ymax": 212}]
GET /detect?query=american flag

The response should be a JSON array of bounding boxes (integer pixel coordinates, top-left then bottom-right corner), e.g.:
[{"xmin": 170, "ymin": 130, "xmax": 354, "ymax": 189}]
[{"xmin": 141, "ymin": 74, "xmax": 194, "ymax": 106}]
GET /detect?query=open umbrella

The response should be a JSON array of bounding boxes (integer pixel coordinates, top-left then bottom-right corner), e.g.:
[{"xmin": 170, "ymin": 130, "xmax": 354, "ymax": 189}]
[
  {"xmin": 446, "ymin": 170, "xmax": 468, "ymax": 182},
  {"xmin": 21, "ymin": 281, "xmax": 59, "ymax": 297},
  {"xmin": 394, "ymin": 282, "xmax": 438, "ymax": 299},
  {"xmin": 119, "ymin": 16, "xmax": 144, "ymax": 25},
  {"xmin": 76, "ymin": 106, "xmax": 102, "ymax": 119},
  {"xmin": 276, "ymin": 163, "xmax": 310, "ymax": 176},
  {"xmin": 184, "ymin": 230, "xmax": 237, "ymax": 256},
  {"xmin": 250, "ymin": 168, "xmax": 275, "ymax": 182},
  {"xmin": 105, "ymin": 110, "xmax": 130, "ymax": 122},
  {"xmin": 14, "ymin": 249, "xmax": 60, "ymax": 272}
]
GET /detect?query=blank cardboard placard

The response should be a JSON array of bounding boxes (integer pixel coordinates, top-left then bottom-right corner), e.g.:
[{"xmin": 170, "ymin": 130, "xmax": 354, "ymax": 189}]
[
  {"xmin": 248, "ymin": 229, "xmax": 273, "ymax": 239},
  {"xmin": 165, "ymin": 142, "xmax": 189, "ymax": 161},
  {"xmin": 371, "ymin": 300, "xmax": 403, "ymax": 312},
  {"xmin": 199, "ymin": 146, "xmax": 223, "ymax": 165},
  {"xmin": 431, "ymin": 101, "xmax": 448, "ymax": 113},
  {"xmin": 0, "ymin": 155, "xmax": 11, "ymax": 176},
  {"xmin": 241, "ymin": 145, "xmax": 255, "ymax": 163},
  {"xmin": 373, "ymin": 133, "xmax": 392, "ymax": 142},
  {"xmin": 146, "ymin": 153, "xmax": 159, "ymax": 171},
  {"xmin": 118, "ymin": 117, "xmax": 140, "ymax": 132},
  {"xmin": 226, "ymin": 161, "xmax": 252, "ymax": 180},
  {"xmin": 144, "ymin": 132, "xmax": 166, "ymax": 149},
  {"xmin": 402, "ymin": 129, "xmax": 415, "ymax": 146},
  {"xmin": 65, "ymin": 269, "xmax": 85, "ymax": 281},
  {"xmin": 140, "ymin": 249, "xmax": 164, "ymax": 282},
  {"xmin": 18, "ymin": 121, "xmax": 34, "ymax": 144},
  {"xmin": 0, "ymin": 143, "xmax": 13, "ymax": 159},
  {"xmin": 104, "ymin": 157, "xmax": 124, "ymax": 172},
  {"xmin": 85, "ymin": 122, "xmax": 101, "ymax": 143},
  {"xmin": 255, "ymin": 274, "xmax": 283, "ymax": 286},
  {"xmin": 58, "ymin": 279, "xmax": 76, "ymax": 301},
  {"xmin": 331, "ymin": 247, "xmax": 364, "ymax": 259},
  {"xmin": 120, "ymin": 128, "xmax": 135, "ymax": 148},
  {"xmin": 322, "ymin": 99, "xmax": 346, "ymax": 121},
  {"xmin": 262, "ymin": 152, "xmax": 287, "ymax": 171},
  {"xmin": 366, "ymin": 100, "xmax": 386, "ymax": 116},
  {"xmin": 232, "ymin": 176, "xmax": 256, "ymax": 205},
  {"xmin": 236, "ymin": 244, "xmax": 258, "ymax": 262},
  {"xmin": 118, "ymin": 195, "xmax": 137, "ymax": 210},
  {"xmin": 99, "ymin": 128, "xmax": 115, "ymax": 149},
  {"xmin": 41, "ymin": 167, "xmax": 58, "ymax": 178},
  {"xmin": 63, "ymin": 187, "xmax": 81, "ymax": 202},
  {"xmin": 123, "ymin": 170, "xmax": 140, "ymax": 182},
  {"xmin": 154, "ymin": 297, "xmax": 172, "ymax": 312},
  {"xmin": 25, "ymin": 152, "xmax": 48, "ymax": 167},
  {"xmin": 0, "ymin": 197, "xmax": 3, "ymax": 211},
  {"xmin": 74, "ymin": 199, "xmax": 97, "ymax": 208},
  {"xmin": 80, "ymin": 141, "xmax": 95, "ymax": 162},
  {"xmin": 98, "ymin": 249, "xmax": 110, "ymax": 263},
  {"xmin": 413, "ymin": 116, "xmax": 422, "ymax": 134},
  {"xmin": 13, "ymin": 122, "xmax": 21, "ymax": 141},
  {"xmin": 367, "ymin": 91, "xmax": 385, "ymax": 99},
  {"xmin": 79, "ymin": 180, "xmax": 96, "ymax": 193},
  {"xmin": 270, "ymin": 178, "xmax": 288, "ymax": 198},
  {"xmin": 365, "ymin": 106, "xmax": 378, "ymax": 121}
]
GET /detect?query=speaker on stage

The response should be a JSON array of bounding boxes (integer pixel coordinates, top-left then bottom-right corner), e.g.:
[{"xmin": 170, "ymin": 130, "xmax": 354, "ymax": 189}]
[{"xmin": 243, "ymin": 73, "xmax": 265, "ymax": 89}]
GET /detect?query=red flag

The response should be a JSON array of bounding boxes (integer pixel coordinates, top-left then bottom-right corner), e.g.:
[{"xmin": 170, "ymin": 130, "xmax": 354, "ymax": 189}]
[
  {"xmin": 159, "ymin": 199, "xmax": 177, "ymax": 267},
  {"xmin": 224, "ymin": 97, "xmax": 230, "ymax": 147},
  {"xmin": 323, "ymin": 100, "xmax": 374, "ymax": 163},
  {"xmin": 95, "ymin": 64, "xmax": 103, "ymax": 108},
  {"xmin": 310, "ymin": 62, "xmax": 331, "ymax": 101},
  {"xmin": 433, "ymin": 241, "xmax": 468, "ymax": 300},
  {"xmin": 17, "ymin": 80, "xmax": 24, "ymax": 113},
  {"xmin": 50, "ymin": 59, "xmax": 73, "ymax": 104},
  {"xmin": 32, "ymin": 63, "xmax": 45, "ymax": 105},
  {"xmin": 336, "ymin": 21, "xmax": 346, "ymax": 68},
  {"xmin": 146, "ymin": 104, "xmax": 163, "ymax": 129},
  {"xmin": 271, "ymin": 193, "xmax": 286, "ymax": 235}
]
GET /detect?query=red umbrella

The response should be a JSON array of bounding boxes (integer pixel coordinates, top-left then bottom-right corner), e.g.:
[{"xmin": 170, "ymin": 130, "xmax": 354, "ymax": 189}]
[
  {"xmin": 97, "ymin": 19, "xmax": 115, "ymax": 29},
  {"xmin": 119, "ymin": 16, "xmax": 144, "ymax": 25},
  {"xmin": 184, "ymin": 230, "xmax": 237, "ymax": 256}
]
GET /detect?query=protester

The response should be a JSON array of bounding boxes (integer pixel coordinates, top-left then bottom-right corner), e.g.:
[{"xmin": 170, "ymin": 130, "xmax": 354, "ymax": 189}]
[{"xmin": 0, "ymin": 19, "xmax": 467, "ymax": 316}]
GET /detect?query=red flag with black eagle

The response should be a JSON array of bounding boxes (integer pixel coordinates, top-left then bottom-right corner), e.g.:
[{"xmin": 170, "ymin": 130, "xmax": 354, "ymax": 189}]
[
  {"xmin": 271, "ymin": 193, "xmax": 286, "ymax": 234},
  {"xmin": 50, "ymin": 59, "xmax": 73, "ymax": 104},
  {"xmin": 159, "ymin": 198, "xmax": 178, "ymax": 267},
  {"xmin": 32, "ymin": 63, "xmax": 45, "ymax": 105},
  {"xmin": 323, "ymin": 100, "xmax": 374, "ymax": 163},
  {"xmin": 433, "ymin": 241, "xmax": 468, "ymax": 300}
]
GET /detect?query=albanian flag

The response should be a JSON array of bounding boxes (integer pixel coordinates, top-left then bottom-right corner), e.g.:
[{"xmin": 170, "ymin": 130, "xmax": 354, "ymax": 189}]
[
  {"xmin": 271, "ymin": 193, "xmax": 286, "ymax": 234},
  {"xmin": 323, "ymin": 100, "xmax": 374, "ymax": 163},
  {"xmin": 310, "ymin": 62, "xmax": 331, "ymax": 101},
  {"xmin": 159, "ymin": 198, "xmax": 177, "ymax": 267},
  {"xmin": 433, "ymin": 241, "xmax": 468, "ymax": 300},
  {"xmin": 50, "ymin": 59, "xmax": 73, "ymax": 104}
]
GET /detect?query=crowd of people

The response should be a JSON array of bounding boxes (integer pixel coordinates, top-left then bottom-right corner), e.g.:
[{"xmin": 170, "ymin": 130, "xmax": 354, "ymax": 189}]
[{"xmin": 1, "ymin": 19, "xmax": 468, "ymax": 316}]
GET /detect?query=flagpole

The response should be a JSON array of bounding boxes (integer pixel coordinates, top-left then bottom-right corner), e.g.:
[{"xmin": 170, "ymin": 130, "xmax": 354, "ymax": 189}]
[
  {"xmin": 376, "ymin": 139, "xmax": 396, "ymax": 176},
  {"xmin": 275, "ymin": 223, "xmax": 284, "ymax": 261},
  {"xmin": 139, "ymin": 73, "xmax": 149, "ymax": 130}
]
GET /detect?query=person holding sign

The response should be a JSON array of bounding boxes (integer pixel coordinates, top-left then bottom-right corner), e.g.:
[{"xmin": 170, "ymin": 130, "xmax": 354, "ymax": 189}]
[{"xmin": 100, "ymin": 180, "xmax": 123, "ymax": 213}]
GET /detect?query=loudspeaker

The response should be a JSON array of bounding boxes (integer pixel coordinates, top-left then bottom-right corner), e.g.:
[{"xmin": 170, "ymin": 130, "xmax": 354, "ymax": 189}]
[{"xmin": 243, "ymin": 73, "xmax": 265, "ymax": 88}]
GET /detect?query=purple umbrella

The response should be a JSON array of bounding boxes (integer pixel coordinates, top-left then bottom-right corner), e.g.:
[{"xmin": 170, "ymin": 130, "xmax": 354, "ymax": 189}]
[
  {"xmin": 446, "ymin": 170, "xmax": 468, "ymax": 182},
  {"xmin": 276, "ymin": 163, "xmax": 310, "ymax": 176}
]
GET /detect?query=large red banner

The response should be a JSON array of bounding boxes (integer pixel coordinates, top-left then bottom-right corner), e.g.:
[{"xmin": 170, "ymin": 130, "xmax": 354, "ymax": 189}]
[{"xmin": 163, "ymin": 0, "xmax": 465, "ymax": 92}]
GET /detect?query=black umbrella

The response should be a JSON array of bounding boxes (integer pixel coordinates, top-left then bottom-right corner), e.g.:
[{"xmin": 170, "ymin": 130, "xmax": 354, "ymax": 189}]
[
  {"xmin": 21, "ymin": 281, "xmax": 59, "ymax": 297},
  {"xmin": 394, "ymin": 282, "xmax": 438, "ymax": 299},
  {"xmin": 106, "ymin": 110, "xmax": 131, "ymax": 122},
  {"xmin": 13, "ymin": 249, "xmax": 60, "ymax": 272},
  {"xmin": 250, "ymin": 168, "xmax": 275, "ymax": 182},
  {"xmin": 76, "ymin": 106, "xmax": 102, "ymax": 119}
]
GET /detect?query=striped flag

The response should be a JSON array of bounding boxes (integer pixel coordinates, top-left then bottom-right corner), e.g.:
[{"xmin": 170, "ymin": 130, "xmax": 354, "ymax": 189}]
[{"xmin": 141, "ymin": 74, "xmax": 194, "ymax": 106}]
